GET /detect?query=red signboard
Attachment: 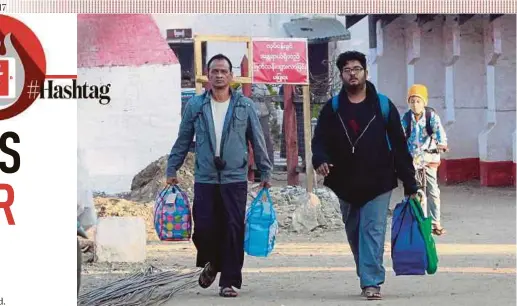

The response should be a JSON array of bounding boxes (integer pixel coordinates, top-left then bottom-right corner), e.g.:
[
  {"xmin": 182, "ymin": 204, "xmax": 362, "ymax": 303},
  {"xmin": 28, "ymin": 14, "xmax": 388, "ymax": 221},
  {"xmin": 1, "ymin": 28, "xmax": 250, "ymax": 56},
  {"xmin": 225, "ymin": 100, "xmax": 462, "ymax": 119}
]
[{"xmin": 251, "ymin": 38, "xmax": 309, "ymax": 84}]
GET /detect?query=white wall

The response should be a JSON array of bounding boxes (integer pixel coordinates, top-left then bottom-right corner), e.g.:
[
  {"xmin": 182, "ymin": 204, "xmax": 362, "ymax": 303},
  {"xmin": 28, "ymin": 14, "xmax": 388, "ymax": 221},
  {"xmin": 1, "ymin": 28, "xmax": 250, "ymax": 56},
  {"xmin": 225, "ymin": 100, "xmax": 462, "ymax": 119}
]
[
  {"xmin": 376, "ymin": 18, "xmax": 408, "ymax": 111},
  {"xmin": 452, "ymin": 16, "xmax": 487, "ymax": 160},
  {"xmin": 78, "ymin": 64, "xmax": 182, "ymax": 193},
  {"xmin": 490, "ymin": 14, "xmax": 516, "ymax": 162}
]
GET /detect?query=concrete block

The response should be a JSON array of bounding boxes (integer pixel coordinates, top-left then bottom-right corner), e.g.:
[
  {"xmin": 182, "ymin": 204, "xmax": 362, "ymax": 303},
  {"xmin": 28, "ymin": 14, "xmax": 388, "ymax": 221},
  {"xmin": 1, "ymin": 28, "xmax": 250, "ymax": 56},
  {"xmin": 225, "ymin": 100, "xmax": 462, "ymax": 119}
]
[{"xmin": 95, "ymin": 217, "xmax": 147, "ymax": 263}]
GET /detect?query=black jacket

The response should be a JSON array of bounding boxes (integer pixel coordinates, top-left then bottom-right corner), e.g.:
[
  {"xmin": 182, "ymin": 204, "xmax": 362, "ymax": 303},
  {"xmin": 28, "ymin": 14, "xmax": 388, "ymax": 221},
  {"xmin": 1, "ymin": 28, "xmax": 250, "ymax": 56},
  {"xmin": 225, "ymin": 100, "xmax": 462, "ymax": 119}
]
[{"xmin": 311, "ymin": 81, "xmax": 417, "ymax": 207}]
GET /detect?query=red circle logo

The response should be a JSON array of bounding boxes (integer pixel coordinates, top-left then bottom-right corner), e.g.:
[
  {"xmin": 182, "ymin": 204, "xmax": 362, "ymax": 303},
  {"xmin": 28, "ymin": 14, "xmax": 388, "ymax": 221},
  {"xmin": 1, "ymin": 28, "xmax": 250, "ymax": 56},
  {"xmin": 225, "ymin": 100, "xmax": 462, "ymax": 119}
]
[{"xmin": 0, "ymin": 15, "xmax": 46, "ymax": 120}]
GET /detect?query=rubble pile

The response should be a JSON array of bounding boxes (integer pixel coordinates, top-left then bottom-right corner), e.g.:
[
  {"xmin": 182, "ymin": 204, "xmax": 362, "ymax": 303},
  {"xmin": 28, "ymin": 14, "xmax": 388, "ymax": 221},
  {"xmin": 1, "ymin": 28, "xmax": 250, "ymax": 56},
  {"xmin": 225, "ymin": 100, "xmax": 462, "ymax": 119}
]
[
  {"xmin": 129, "ymin": 153, "xmax": 195, "ymax": 202},
  {"xmin": 92, "ymin": 154, "xmax": 345, "ymax": 241},
  {"xmin": 249, "ymin": 185, "xmax": 344, "ymax": 234}
]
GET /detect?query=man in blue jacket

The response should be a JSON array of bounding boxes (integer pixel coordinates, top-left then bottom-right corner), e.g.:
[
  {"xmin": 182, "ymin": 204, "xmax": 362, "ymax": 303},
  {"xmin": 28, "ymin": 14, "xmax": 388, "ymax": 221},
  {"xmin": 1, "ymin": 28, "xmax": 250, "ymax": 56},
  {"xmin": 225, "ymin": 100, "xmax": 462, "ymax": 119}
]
[
  {"xmin": 312, "ymin": 51, "xmax": 418, "ymax": 300},
  {"xmin": 166, "ymin": 54, "xmax": 272, "ymax": 298}
]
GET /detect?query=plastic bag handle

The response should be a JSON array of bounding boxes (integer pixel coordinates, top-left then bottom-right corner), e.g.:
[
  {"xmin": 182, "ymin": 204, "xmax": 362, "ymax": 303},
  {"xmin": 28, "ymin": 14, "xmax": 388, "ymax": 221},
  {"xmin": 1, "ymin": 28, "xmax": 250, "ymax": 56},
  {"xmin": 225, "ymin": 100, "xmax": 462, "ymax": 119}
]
[
  {"xmin": 409, "ymin": 197, "xmax": 425, "ymax": 223},
  {"xmin": 249, "ymin": 187, "xmax": 275, "ymax": 218},
  {"xmin": 158, "ymin": 184, "xmax": 182, "ymax": 198}
]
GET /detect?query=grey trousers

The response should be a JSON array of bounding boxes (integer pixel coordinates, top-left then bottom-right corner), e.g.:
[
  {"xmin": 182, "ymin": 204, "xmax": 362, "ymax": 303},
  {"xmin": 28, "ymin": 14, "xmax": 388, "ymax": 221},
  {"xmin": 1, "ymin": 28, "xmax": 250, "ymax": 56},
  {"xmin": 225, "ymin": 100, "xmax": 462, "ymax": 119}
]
[{"xmin": 425, "ymin": 167, "xmax": 441, "ymax": 226}]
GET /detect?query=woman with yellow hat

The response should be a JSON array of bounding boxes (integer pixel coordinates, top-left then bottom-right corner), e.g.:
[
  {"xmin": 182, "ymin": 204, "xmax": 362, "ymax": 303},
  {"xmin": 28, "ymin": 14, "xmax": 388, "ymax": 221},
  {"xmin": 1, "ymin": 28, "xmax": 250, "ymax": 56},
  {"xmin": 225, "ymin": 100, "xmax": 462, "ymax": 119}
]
[{"xmin": 401, "ymin": 84, "xmax": 448, "ymax": 236}]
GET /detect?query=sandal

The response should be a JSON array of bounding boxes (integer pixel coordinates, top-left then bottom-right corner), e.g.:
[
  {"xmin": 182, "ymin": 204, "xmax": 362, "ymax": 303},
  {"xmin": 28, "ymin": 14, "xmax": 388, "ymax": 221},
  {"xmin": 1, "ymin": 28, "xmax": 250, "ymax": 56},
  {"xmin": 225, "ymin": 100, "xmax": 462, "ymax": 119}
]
[
  {"xmin": 219, "ymin": 287, "xmax": 238, "ymax": 298},
  {"xmin": 363, "ymin": 287, "xmax": 382, "ymax": 300},
  {"xmin": 198, "ymin": 263, "xmax": 217, "ymax": 289},
  {"xmin": 432, "ymin": 227, "xmax": 446, "ymax": 236}
]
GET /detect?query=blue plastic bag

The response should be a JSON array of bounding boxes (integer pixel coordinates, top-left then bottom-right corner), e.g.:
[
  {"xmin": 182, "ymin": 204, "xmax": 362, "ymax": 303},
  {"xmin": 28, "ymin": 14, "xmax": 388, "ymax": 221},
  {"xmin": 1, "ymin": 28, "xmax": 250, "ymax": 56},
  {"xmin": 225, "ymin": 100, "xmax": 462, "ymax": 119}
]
[
  {"xmin": 391, "ymin": 198, "xmax": 428, "ymax": 275},
  {"xmin": 244, "ymin": 188, "xmax": 279, "ymax": 257}
]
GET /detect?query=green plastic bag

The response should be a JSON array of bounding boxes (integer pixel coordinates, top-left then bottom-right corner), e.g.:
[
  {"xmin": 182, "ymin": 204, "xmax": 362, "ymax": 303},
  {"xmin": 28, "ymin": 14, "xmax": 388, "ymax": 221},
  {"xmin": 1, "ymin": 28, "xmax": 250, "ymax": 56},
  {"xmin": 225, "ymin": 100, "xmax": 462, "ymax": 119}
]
[{"xmin": 409, "ymin": 198, "xmax": 438, "ymax": 274}]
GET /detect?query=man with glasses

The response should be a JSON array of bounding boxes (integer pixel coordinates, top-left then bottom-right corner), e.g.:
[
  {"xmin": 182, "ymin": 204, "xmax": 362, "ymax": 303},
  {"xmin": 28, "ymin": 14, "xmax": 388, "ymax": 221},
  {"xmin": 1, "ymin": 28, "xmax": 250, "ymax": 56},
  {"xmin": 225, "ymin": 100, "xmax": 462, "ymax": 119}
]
[
  {"xmin": 166, "ymin": 54, "xmax": 272, "ymax": 298},
  {"xmin": 311, "ymin": 51, "xmax": 418, "ymax": 300}
]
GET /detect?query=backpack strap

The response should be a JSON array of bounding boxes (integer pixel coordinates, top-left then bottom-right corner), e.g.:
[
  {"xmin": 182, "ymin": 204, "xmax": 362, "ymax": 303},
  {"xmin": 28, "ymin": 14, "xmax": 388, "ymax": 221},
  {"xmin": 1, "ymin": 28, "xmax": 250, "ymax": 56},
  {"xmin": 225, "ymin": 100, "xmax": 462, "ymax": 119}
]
[
  {"xmin": 331, "ymin": 95, "xmax": 339, "ymax": 112},
  {"xmin": 377, "ymin": 93, "xmax": 390, "ymax": 123},
  {"xmin": 402, "ymin": 111, "xmax": 412, "ymax": 139},
  {"xmin": 424, "ymin": 106, "xmax": 434, "ymax": 137},
  {"xmin": 377, "ymin": 93, "xmax": 392, "ymax": 151}
]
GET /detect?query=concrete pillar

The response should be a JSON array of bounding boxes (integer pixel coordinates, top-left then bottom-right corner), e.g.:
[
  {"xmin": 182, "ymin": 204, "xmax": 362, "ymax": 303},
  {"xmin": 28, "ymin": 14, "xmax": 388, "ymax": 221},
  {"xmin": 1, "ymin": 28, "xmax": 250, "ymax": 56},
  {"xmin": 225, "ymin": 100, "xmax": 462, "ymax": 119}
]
[
  {"xmin": 512, "ymin": 131, "xmax": 517, "ymax": 186},
  {"xmin": 405, "ymin": 17, "xmax": 420, "ymax": 93},
  {"xmin": 368, "ymin": 19, "xmax": 383, "ymax": 88},
  {"xmin": 436, "ymin": 16, "xmax": 486, "ymax": 184},
  {"xmin": 478, "ymin": 15, "xmax": 515, "ymax": 186},
  {"xmin": 376, "ymin": 18, "xmax": 407, "ymax": 110},
  {"xmin": 438, "ymin": 16, "xmax": 478, "ymax": 183}
]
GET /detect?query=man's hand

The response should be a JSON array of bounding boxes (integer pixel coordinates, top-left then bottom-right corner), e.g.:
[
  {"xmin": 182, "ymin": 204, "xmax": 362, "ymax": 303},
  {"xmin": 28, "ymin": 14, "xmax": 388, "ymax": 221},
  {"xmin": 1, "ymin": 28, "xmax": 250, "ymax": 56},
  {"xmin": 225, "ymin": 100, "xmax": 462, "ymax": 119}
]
[
  {"xmin": 437, "ymin": 144, "xmax": 449, "ymax": 153},
  {"xmin": 315, "ymin": 163, "xmax": 333, "ymax": 176},
  {"xmin": 166, "ymin": 177, "xmax": 179, "ymax": 185},
  {"xmin": 409, "ymin": 193, "xmax": 420, "ymax": 202},
  {"xmin": 259, "ymin": 181, "xmax": 271, "ymax": 189}
]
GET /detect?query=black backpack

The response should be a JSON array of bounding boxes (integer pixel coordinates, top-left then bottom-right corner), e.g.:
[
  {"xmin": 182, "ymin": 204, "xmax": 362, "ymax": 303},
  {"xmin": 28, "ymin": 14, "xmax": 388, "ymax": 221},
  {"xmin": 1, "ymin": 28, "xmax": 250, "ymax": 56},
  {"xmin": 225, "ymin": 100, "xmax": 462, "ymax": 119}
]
[{"xmin": 402, "ymin": 107, "xmax": 434, "ymax": 139}]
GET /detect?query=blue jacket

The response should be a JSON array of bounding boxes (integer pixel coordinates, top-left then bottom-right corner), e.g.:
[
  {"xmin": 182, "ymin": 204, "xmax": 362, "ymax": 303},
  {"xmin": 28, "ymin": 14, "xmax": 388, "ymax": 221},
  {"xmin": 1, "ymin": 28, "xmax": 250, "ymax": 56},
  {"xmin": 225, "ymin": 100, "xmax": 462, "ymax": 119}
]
[{"xmin": 167, "ymin": 89, "xmax": 272, "ymax": 184}]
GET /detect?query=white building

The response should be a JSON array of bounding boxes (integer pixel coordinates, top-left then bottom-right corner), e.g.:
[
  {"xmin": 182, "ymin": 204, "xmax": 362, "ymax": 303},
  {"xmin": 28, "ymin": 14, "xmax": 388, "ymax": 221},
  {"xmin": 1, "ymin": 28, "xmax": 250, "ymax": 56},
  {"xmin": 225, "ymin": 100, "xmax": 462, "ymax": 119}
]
[
  {"xmin": 351, "ymin": 14, "xmax": 515, "ymax": 186},
  {"xmin": 78, "ymin": 14, "xmax": 182, "ymax": 193}
]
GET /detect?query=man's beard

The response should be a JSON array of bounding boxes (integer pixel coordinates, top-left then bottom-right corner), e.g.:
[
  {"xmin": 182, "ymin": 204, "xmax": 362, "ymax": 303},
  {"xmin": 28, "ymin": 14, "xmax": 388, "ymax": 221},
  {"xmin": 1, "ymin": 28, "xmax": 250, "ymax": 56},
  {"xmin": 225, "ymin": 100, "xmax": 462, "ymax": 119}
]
[{"xmin": 344, "ymin": 80, "xmax": 366, "ymax": 94}]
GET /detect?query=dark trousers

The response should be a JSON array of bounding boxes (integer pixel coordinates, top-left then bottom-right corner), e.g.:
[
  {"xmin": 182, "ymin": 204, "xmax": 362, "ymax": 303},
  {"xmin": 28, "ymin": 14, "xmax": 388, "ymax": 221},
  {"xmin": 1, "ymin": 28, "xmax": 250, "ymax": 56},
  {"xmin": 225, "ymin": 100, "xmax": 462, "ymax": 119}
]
[{"xmin": 192, "ymin": 181, "xmax": 248, "ymax": 289}]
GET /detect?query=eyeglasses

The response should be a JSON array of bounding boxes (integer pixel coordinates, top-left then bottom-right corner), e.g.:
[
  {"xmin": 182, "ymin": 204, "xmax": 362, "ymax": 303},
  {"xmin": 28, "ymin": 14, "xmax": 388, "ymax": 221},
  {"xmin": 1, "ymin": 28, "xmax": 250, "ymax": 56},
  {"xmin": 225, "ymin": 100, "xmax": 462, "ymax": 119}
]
[{"xmin": 342, "ymin": 67, "xmax": 364, "ymax": 75}]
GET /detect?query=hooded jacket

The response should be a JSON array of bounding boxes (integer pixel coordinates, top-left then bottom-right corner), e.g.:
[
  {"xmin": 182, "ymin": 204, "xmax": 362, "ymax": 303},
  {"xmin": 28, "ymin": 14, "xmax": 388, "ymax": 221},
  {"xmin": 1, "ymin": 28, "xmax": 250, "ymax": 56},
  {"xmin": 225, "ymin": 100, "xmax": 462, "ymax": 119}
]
[
  {"xmin": 312, "ymin": 81, "xmax": 417, "ymax": 207},
  {"xmin": 167, "ymin": 89, "xmax": 272, "ymax": 184}
]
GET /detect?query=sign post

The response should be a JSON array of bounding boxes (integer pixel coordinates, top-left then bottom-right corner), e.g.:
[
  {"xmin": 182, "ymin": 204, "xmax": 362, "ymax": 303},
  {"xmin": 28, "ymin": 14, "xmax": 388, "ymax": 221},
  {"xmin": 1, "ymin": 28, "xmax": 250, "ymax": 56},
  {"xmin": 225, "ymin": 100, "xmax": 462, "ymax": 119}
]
[
  {"xmin": 251, "ymin": 37, "xmax": 313, "ymax": 193},
  {"xmin": 251, "ymin": 38, "xmax": 309, "ymax": 85}
]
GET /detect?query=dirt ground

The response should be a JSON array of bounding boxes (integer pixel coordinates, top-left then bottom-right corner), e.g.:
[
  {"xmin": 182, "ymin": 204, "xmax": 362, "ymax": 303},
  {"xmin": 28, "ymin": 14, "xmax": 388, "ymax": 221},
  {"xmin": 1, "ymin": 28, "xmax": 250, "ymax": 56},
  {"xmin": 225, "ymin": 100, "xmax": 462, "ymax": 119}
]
[{"xmin": 80, "ymin": 181, "xmax": 516, "ymax": 306}]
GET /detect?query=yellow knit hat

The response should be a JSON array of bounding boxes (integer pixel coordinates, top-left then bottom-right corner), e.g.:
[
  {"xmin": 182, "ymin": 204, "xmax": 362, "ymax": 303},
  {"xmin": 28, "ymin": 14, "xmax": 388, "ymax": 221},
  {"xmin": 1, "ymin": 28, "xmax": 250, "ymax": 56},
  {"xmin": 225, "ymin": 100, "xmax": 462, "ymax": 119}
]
[{"xmin": 407, "ymin": 84, "xmax": 428, "ymax": 106}]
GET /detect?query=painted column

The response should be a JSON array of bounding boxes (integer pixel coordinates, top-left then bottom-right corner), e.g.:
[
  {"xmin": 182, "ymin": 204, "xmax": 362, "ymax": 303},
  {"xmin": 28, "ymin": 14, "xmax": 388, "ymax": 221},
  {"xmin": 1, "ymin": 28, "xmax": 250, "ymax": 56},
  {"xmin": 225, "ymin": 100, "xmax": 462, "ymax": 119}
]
[
  {"xmin": 438, "ymin": 16, "xmax": 465, "ymax": 183},
  {"xmin": 512, "ymin": 131, "xmax": 517, "ymax": 186},
  {"xmin": 406, "ymin": 17, "xmax": 421, "ymax": 94},
  {"xmin": 368, "ymin": 19, "xmax": 383, "ymax": 87},
  {"xmin": 478, "ymin": 16, "xmax": 515, "ymax": 186}
]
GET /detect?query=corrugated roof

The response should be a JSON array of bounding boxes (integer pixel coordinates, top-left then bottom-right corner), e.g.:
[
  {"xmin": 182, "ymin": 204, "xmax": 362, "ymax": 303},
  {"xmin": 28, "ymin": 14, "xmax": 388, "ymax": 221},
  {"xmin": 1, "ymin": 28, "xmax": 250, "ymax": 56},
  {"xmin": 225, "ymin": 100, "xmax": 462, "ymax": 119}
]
[{"xmin": 283, "ymin": 17, "xmax": 351, "ymax": 43}]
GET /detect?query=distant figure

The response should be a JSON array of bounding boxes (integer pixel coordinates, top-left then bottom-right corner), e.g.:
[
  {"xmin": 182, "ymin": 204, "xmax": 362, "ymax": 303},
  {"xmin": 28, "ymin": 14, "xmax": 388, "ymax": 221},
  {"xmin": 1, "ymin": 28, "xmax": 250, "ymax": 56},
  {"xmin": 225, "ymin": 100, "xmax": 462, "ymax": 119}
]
[
  {"xmin": 311, "ymin": 51, "xmax": 418, "ymax": 300},
  {"xmin": 166, "ymin": 54, "xmax": 272, "ymax": 298},
  {"xmin": 401, "ymin": 84, "xmax": 449, "ymax": 236},
  {"xmin": 251, "ymin": 84, "xmax": 276, "ymax": 180}
]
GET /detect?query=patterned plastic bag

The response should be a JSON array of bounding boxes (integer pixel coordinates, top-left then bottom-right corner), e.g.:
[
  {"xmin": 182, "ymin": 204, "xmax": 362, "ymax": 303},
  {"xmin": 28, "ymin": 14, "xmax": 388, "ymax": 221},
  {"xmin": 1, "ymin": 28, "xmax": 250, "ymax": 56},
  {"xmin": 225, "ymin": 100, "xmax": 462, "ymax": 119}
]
[{"xmin": 153, "ymin": 185, "xmax": 192, "ymax": 241}]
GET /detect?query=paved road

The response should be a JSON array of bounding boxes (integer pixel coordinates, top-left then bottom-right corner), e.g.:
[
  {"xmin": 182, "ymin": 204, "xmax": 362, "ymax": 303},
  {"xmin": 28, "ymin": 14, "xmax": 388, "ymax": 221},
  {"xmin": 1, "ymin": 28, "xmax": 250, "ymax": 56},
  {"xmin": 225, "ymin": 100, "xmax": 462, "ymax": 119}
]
[
  {"xmin": 82, "ymin": 183, "xmax": 516, "ymax": 305},
  {"xmin": 158, "ymin": 183, "xmax": 516, "ymax": 305}
]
